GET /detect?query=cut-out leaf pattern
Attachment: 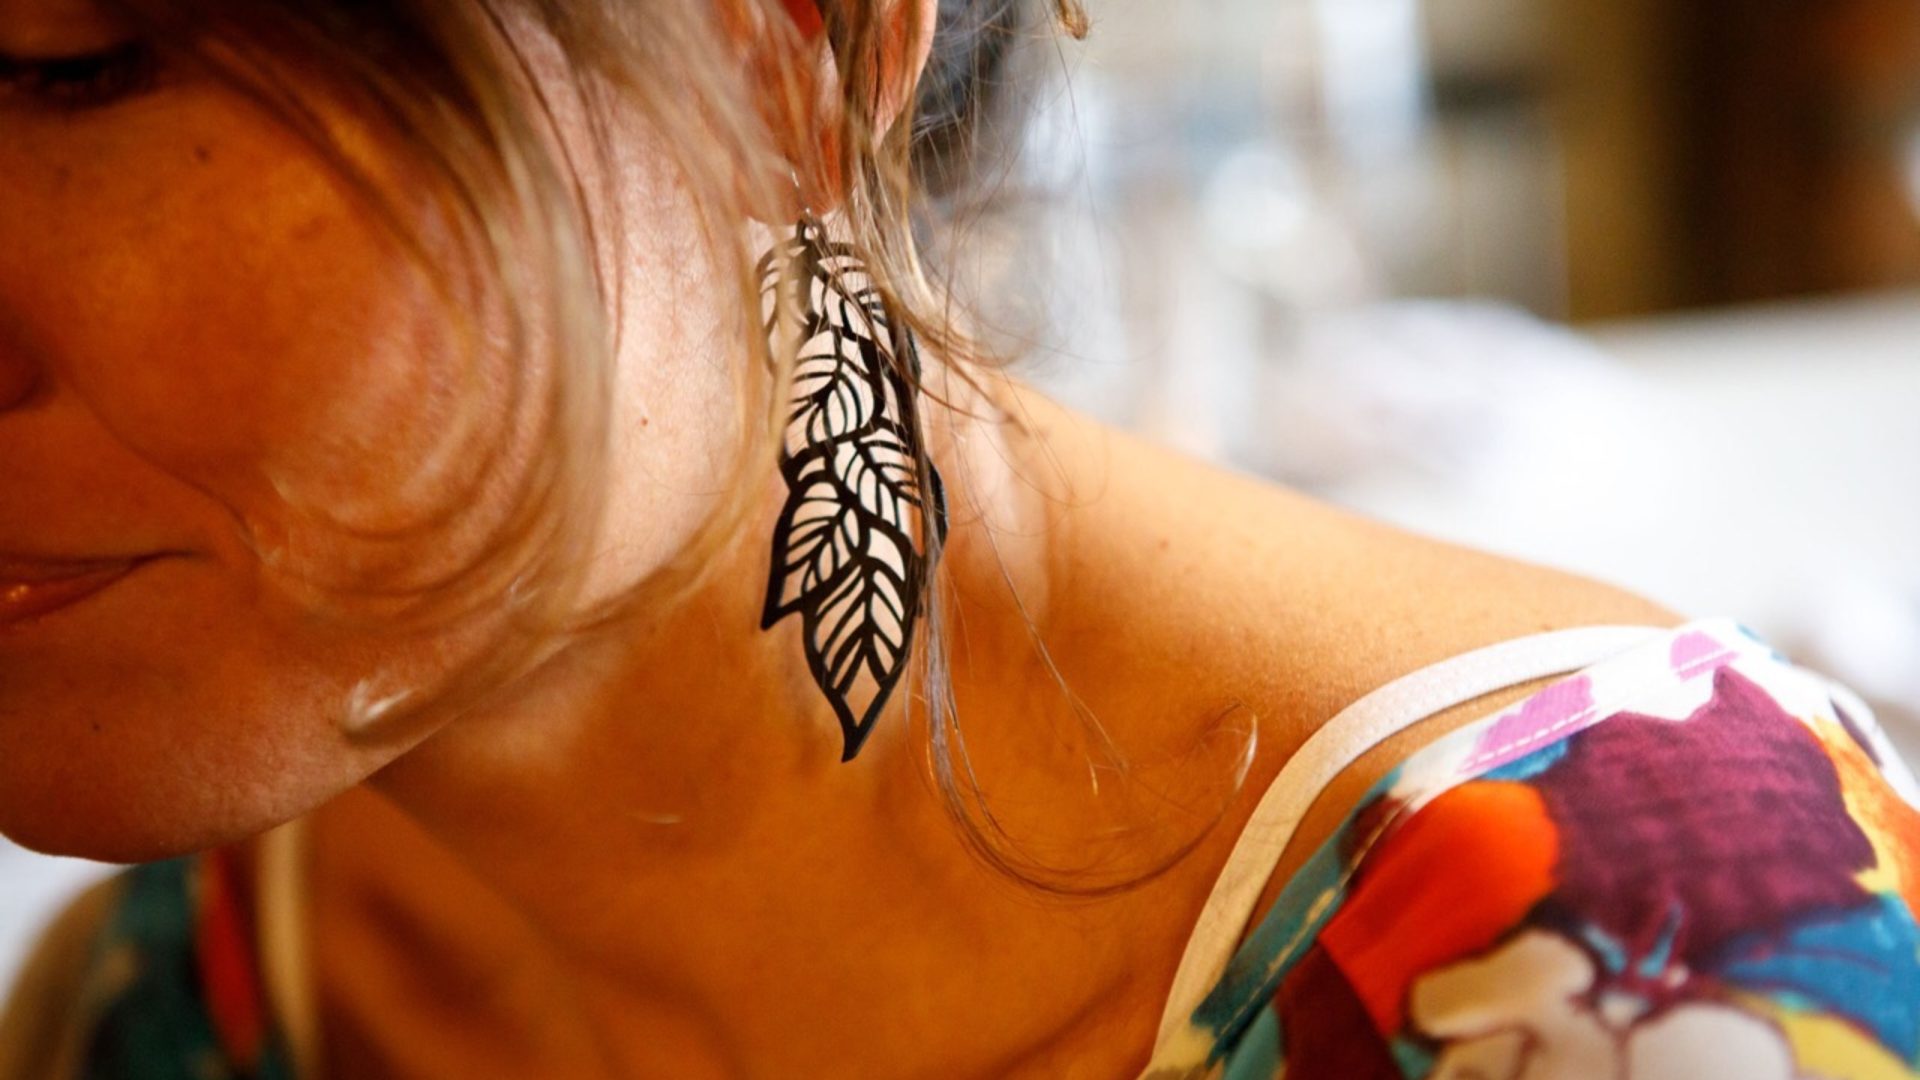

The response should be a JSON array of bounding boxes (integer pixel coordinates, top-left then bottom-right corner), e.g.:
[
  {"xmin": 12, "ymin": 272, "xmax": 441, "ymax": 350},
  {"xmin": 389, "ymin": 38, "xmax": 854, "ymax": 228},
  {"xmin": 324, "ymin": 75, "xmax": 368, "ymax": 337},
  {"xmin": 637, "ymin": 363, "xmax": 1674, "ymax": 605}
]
[{"xmin": 756, "ymin": 213, "xmax": 948, "ymax": 761}]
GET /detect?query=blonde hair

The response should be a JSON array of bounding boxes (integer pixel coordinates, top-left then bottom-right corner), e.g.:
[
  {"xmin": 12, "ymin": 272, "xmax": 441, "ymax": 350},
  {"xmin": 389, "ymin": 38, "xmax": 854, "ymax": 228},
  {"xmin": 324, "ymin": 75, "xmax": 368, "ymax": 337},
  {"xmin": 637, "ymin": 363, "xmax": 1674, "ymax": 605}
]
[{"xmin": 106, "ymin": 0, "xmax": 1247, "ymax": 894}]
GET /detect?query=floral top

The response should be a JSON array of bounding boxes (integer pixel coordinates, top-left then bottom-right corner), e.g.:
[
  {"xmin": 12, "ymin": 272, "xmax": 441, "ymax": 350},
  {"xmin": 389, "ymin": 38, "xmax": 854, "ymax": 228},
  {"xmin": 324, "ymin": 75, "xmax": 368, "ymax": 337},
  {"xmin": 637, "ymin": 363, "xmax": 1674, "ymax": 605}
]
[{"xmin": 1143, "ymin": 617, "xmax": 1920, "ymax": 1079}]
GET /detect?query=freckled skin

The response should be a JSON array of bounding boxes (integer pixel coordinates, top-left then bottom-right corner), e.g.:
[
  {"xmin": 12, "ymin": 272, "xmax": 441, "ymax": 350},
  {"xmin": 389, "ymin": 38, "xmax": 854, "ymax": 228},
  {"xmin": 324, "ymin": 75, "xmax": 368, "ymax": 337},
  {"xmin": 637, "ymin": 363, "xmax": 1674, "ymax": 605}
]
[
  {"xmin": 0, "ymin": 4, "xmax": 1689, "ymax": 1077},
  {"xmin": 0, "ymin": 13, "xmax": 740, "ymax": 859},
  {"xmin": 0, "ymin": 64, "xmax": 446, "ymax": 857}
]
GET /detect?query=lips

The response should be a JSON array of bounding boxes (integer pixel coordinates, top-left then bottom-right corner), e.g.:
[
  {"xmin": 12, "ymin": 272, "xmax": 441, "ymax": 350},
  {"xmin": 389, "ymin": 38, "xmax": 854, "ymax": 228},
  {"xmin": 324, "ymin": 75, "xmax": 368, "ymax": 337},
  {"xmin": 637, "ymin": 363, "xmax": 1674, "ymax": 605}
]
[{"xmin": 0, "ymin": 556, "xmax": 148, "ymax": 629}]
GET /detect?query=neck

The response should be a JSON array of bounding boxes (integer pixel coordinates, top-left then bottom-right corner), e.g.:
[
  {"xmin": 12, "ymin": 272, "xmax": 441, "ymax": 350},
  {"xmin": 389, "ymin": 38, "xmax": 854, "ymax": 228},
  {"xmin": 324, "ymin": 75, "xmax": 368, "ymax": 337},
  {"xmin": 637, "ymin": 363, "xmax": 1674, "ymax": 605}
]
[{"xmin": 365, "ymin": 375, "xmax": 1247, "ymax": 1077}]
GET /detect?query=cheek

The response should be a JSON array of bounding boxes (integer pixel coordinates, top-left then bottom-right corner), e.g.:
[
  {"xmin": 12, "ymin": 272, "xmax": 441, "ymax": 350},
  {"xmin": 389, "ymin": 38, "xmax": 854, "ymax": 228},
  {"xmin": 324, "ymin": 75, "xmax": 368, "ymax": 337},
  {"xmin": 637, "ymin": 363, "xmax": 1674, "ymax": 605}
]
[
  {"xmin": 0, "ymin": 83, "xmax": 526, "ymax": 858},
  {"xmin": 89, "ymin": 184, "xmax": 437, "ymax": 489},
  {"xmin": 4, "ymin": 81, "xmax": 501, "ymax": 588}
]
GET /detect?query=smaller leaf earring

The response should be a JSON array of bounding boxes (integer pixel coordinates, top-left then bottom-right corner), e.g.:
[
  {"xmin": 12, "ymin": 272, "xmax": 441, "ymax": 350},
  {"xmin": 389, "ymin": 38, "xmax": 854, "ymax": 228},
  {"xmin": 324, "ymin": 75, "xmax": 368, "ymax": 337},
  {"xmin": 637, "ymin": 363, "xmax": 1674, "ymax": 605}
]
[{"xmin": 756, "ymin": 189, "xmax": 949, "ymax": 762}]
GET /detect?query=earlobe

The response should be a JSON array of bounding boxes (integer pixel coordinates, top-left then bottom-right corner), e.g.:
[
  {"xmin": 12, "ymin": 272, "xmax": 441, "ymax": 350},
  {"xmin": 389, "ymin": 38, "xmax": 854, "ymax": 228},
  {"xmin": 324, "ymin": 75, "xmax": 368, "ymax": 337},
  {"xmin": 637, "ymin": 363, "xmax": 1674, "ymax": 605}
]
[
  {"xmin": 732, "ymin": 0, "xmax": 836, "ymax": 219},
  {"xmin": 755, "ymin": 0, "xmax": 938, "ymax": 218},
  {"xmin": 780, "ymin": 0, "xmax": 826, "ymax": 41},
  {"xmin": 875, "ymin": 0, "xmax": 939, "ymax": 135}
]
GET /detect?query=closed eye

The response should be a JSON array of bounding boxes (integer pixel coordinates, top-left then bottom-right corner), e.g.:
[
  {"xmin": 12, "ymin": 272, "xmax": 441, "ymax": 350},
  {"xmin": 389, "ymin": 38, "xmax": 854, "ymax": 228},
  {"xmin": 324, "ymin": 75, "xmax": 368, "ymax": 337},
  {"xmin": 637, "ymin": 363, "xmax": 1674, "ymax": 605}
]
[{"xmin": 0, "ymin": 39, "xmax": 158, "ymax": 110}]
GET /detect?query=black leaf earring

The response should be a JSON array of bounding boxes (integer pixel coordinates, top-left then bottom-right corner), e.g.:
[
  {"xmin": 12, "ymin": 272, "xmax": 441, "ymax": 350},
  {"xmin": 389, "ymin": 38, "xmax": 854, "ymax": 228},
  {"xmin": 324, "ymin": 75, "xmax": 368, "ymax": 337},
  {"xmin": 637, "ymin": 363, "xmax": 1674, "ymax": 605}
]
[{"xmin": 756, "ymin": 203, "xmax": 949, "ymax": 762}]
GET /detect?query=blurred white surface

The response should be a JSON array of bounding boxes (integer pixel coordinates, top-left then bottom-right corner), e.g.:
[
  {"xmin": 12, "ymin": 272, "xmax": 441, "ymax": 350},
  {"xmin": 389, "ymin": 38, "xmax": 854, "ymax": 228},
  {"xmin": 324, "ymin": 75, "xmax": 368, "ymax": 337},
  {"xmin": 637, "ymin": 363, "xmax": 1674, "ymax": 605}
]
[
  {"xmin": 0, "ymin": 847, "xmax": 116, "ymax": 1003},
  {"xmin": 1310, "ymin": 291, "xmax": 1920, "ymax": 762},
  {"xmin": 1319, "ymin": 293, "xmax": 1920, "ymax": 616}
]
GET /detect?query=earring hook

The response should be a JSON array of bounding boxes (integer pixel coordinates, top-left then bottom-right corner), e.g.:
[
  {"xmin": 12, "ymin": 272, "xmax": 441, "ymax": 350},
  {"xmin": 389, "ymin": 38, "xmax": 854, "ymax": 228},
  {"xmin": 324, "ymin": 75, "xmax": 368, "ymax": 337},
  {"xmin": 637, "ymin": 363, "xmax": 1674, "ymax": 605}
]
[{"xmin": 789, "ymin": 164, "xmax": 814, "ymax": 219}]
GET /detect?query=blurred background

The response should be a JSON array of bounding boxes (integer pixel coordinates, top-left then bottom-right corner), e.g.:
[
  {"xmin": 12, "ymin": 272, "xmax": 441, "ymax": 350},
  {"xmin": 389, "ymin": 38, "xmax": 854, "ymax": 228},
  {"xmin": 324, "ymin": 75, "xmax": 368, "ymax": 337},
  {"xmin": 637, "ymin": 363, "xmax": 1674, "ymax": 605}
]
[
  {"xmin": 930, "ymin": 0, "xmax": 1920, "ymax": 746},
  {"xmin": 7, "ymin": 0, "xmax": 1920, "ymax": 997}
]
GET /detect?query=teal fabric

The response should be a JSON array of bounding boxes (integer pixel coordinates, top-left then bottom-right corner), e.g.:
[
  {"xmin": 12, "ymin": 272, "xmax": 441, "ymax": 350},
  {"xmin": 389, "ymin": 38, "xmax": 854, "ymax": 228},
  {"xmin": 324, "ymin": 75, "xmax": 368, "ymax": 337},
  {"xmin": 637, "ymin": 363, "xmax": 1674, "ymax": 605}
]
[{"xmin": 78, "ymin": 859, "xmax": 294, "ymax": 1080}]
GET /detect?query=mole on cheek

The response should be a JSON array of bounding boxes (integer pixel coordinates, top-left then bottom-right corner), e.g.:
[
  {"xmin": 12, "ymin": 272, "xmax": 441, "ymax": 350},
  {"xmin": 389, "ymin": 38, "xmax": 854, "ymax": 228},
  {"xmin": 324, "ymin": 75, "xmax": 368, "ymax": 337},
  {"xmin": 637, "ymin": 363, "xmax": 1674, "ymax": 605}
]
[{"xmin": 194, "ymin": 145, "xmax": 212, "ymax": 164}]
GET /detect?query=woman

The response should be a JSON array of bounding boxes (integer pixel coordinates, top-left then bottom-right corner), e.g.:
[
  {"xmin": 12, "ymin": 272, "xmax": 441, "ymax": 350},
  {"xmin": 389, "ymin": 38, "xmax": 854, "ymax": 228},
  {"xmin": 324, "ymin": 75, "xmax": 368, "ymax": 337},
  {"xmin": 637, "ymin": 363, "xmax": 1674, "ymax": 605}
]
[{"xmin": 3, "ymin": 1, "xmax": 1917, "ymax": 1077}]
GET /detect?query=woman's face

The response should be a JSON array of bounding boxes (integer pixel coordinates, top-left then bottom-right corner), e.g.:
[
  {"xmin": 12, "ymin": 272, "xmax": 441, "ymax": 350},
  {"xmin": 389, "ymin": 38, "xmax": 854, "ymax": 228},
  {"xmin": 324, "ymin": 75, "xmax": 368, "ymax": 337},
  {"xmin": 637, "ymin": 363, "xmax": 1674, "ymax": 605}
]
[{"xmin": 0, "ymin": 3, "xmax": 745, "ymax": 860}]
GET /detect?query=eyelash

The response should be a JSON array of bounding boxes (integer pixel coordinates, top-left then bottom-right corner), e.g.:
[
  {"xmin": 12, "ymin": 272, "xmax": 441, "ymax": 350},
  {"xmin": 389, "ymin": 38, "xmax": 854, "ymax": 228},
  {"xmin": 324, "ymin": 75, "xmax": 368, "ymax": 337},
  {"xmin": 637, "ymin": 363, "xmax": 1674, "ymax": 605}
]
[{"xmin": 0, "ymin": 40, "xmax": 159, "ymax": 110}]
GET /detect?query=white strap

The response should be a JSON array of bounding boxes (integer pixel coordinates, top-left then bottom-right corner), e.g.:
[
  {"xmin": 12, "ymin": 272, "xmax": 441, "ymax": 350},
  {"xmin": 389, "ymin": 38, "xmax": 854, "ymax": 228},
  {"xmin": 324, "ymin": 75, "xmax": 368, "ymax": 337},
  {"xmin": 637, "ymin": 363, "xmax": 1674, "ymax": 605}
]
[{"xmin": 1149, "ymin": 623, "xmax": 1672, "ymax": 1052}]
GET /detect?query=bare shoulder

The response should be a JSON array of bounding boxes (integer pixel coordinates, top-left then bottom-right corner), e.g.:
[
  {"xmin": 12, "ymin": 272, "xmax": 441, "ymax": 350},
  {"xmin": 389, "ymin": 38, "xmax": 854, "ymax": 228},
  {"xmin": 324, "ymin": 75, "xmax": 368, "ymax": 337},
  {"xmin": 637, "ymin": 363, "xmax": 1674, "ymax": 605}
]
[
  {"xmin": 1008, "ymin": 387, "xmax": 1689, "ymax": 889},
  {"xmin": 1267, "ymin": 489, "xmax": 1688, "ymax": 865},
  {"xmin": 1015, "ymin": 383, "xmax": 1687, "ymax": 711},
  {"xmin": 1171, "ymin": 434, "xmax": 1686, "ymax": 838}
]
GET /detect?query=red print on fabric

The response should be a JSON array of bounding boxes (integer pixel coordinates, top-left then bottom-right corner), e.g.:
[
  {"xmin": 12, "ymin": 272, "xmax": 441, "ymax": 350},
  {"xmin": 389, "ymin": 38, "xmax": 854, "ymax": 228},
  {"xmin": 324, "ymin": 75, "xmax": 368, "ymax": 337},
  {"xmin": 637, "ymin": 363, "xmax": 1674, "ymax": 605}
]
[{"xmin": 1534, "ymin": 665, "xmax": 1875, "ymax": 964}]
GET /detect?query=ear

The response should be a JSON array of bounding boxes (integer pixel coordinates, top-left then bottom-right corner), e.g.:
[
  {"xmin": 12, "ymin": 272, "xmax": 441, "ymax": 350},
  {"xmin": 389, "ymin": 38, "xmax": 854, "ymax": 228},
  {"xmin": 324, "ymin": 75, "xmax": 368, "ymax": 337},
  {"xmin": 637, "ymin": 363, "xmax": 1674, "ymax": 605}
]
[
  {"xmin": 874, "ymin": 0, "xmax": 939, "ymax": 135},
  {"xmin": 748, "ymin": 0, "xmax": 940, "ymax": 217}
]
